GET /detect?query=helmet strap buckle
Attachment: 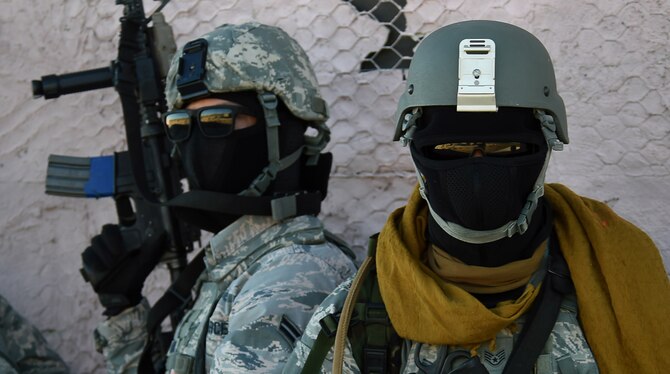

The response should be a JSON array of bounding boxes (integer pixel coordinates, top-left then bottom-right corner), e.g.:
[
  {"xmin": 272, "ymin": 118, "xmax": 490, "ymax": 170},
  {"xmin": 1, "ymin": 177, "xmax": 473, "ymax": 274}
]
[
  {"xmin": 535, "ymin": 109, "xmax": 564, "ymax": 151},
  {"xmin": 399, "ymin": 107, "xmax": 422, "ymax": 147}
]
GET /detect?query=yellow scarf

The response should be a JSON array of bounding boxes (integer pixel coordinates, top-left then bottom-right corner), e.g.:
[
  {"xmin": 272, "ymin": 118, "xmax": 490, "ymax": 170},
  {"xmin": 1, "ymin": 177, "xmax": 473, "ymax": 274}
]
[
  {"xmin": 425, "ymin": 242, "xmax": 546, "ymax": 294},
  {"xmin": 377, "ymin": 183, "xmax": 670, "ymax": 373}
]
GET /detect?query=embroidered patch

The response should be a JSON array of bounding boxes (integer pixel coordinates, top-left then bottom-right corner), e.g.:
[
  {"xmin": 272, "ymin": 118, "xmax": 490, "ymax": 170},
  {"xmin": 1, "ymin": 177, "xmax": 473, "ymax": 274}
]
[
  {"xmin": 208, "ymin": 321, "xmax": 229, "ymax": 336},
  {"xmin": 484, "ymin": 350, "xmax": 506, "ymax": 367}
]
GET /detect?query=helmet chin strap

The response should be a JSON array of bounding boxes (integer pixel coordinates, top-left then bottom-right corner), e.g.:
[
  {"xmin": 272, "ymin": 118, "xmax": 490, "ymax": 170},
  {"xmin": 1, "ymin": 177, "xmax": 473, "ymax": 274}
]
[
  {"xmin": 236, "ymin": 91, "xmax": 330, "ymax": 220},
  {"xmin": 406, "ymin": 109, "xmax": 563, "ymax": 244},
  {"xmin": 238, "ymin": 92, "xmax": 302, "ymax": 198}
]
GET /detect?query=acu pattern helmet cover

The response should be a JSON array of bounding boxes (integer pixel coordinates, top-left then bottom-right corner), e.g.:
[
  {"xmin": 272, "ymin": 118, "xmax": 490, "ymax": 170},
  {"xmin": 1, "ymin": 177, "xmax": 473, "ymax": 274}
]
[{"xmin": 165, "ymin": 22, "xmax": 328, "ymax": 125}]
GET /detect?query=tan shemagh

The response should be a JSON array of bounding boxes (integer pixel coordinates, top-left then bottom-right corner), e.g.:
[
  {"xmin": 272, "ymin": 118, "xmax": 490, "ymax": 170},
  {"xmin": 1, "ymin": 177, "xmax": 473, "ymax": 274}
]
[
  {"xmin": 376, "ymin": 186, "xmax": 542, "ymax": 346},
  {"xmin": 425, "ymin": 241, "xmax": 546, "ymax": 294},
  {"xmin": 377, "ymin": 183, "xmax": 670, "ymax": 374}
]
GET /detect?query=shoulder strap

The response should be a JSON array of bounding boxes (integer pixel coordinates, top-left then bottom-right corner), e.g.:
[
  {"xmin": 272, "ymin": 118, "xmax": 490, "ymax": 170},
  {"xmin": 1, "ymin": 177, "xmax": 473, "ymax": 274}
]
[
  {"xmin": 348, "ymin": 264, "xmax": 401, "ymax": 374},
  {"xmin": 302, "ymin": 234, "xmax": 400, "ymax": 374},
  {"xmin": 299, "ymin": 313, "xmax": 340, "ymax": 373},
  {"xmin": 166, "ymin": 190, "xmax": 323, "ymax": 221},
  {"xmin": 502, "ymin": 233, "xmax": 574, "ymax": 374},
  {"xmin": 341, "ymin": 234, "xmax": 401, "ymax": 374},
  {"xmin": 138, "ymin": 249, "xmax": 206, "ymax": 373},
  {"xmin": 300, "ymin": 234, "xmax": 382, "ymax": 374},
  {"xmin": 332, "ymin": 253, "xmax": 375, "ymax": 373}
]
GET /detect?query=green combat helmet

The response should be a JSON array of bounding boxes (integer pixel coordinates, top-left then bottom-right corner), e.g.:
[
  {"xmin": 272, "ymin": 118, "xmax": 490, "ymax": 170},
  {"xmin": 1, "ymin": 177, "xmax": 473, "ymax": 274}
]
[
  {"xmin": 395, "ymin": 20, "xmax": 567, "ymax": 243},
  {"xmin": 164, "ymin": 22, "xmax": 331, "ymax": 220}
]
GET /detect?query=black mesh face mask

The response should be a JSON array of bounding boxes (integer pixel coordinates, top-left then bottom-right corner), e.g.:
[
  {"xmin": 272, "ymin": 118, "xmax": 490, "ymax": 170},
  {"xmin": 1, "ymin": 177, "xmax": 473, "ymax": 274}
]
[{"xmin": 411, "ymin": 107, "xmax": 548, "ymax": 231}]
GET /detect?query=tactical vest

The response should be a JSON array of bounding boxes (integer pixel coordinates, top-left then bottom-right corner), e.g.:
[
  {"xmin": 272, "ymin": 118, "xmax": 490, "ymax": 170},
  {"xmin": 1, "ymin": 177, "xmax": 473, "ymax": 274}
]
[{"xmin": 300, "ymin": 233, "xmax": 586, "ymax": 374}]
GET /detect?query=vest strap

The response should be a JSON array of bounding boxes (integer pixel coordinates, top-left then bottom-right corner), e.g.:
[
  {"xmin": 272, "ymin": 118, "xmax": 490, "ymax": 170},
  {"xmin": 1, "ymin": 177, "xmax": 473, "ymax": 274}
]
[{"xmin": 502, "ymin": 233, "xmax": 573, "ymax": 374}]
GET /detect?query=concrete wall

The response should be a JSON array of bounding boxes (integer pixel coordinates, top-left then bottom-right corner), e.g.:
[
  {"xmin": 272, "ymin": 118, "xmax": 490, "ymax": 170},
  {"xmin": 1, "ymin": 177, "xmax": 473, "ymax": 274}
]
[{"xmin": 1, "ymin": 0, "xmax": 668, "ymax": 372}]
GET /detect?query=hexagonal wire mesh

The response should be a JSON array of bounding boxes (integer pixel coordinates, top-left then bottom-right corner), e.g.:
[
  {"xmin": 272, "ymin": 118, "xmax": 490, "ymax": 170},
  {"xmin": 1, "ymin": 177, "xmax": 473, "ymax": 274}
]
[
  {"xmin": 2, "ymin": 1, "xmax": 670, "ymax": 373},
  {"xmin": 345, "ymin": 0, "xmax": 419, "ymax": 70}
]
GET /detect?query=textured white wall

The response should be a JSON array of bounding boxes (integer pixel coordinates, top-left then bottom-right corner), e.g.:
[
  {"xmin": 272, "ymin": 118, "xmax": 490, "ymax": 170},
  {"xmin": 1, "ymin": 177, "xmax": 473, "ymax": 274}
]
[{"xmin": 1, "ymin": 0, "xmax": 669, "ymax": 372}]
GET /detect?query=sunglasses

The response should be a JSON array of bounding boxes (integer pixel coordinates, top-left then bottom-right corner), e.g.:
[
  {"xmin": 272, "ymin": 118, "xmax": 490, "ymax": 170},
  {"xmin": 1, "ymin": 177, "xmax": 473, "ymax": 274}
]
[
  {"xmin": 429, "ymin": 142, "xmax": 531, "ymax": 159},
  {"xmin": 161, "ymin": 105, "xmax": 256, "ymax": 142}
]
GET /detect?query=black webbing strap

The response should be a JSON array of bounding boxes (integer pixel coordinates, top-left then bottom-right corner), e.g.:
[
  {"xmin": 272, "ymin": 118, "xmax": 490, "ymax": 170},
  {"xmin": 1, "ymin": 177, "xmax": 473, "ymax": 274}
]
[
  {"xmin": 299, "ymin": 234, "xmax": 396, "ymax": 374},
  {"xmin": 115, "ymin": 17, "xmax": 162, "ymax": 205},
  {"xmin": 301, "ymin": 332, "xmax": 335, "ymax": 373},
  {"xmin": 355, "ymin": 267, "xmax": 397, "ymax": 374},
  {"xmin": 138, "ymin": 249, "xmax": 206, "ymax": 373},
  {"xmin": 351, "ymin": 234, "xmax": 400, "ymax": 374},
  {"xmin": 165, "ymin": 190, "xmax": 323, "ymax": 220},
  {"xmin": 502, "ymin": 234, "xmax": 573, "ymax": 374}
]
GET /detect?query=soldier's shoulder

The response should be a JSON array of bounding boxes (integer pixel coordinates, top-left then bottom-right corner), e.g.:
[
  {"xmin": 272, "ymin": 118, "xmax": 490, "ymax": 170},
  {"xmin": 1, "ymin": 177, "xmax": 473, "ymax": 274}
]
[{"xmin": 305, "ymin": 278, "xmax": 354, "ymax": 334}]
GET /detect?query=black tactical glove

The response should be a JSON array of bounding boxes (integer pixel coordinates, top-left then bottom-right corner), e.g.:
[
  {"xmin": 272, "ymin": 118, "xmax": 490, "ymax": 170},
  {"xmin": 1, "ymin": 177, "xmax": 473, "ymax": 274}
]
[{"xmin": 81, "ymin": 224, "xmax": 166, "ymax": 316}]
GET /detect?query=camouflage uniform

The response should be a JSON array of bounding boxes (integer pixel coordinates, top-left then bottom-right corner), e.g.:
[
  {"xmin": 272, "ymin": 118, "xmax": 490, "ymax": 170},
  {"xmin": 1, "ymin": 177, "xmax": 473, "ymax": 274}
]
[
  {"xmin": 92, "ymin": 21, "xmax": 355, "ymax": 373},
  {"xmin": 0, "ymin": 294, "xmax": 69, "ymax": 374},
  {"xmin": 95, "ymin": 215, "xmax": 356, "ymax": 373},
  {"xmin": 284, "ymin": 278, "xmax": 599, "ymax": 374}
]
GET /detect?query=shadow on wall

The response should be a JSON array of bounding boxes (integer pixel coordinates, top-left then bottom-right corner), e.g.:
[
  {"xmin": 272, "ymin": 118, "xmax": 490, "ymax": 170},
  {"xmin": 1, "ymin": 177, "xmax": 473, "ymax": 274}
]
[{"xmin": 345, "ymin": 0, "xmax": 419, "ymax": 70}]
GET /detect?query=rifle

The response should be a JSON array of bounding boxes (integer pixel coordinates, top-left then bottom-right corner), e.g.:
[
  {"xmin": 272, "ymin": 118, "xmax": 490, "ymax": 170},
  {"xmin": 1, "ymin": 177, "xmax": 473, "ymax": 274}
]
[{"xmin": 31, "ymin": 0, "xmax": 198, "ymax": 328}]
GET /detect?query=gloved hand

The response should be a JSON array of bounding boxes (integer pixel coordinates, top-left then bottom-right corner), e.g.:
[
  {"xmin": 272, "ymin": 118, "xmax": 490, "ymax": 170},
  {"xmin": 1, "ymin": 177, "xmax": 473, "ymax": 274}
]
[{"xmin": 81, "ymin": 224, "xmax": 166, "ymax": 316}]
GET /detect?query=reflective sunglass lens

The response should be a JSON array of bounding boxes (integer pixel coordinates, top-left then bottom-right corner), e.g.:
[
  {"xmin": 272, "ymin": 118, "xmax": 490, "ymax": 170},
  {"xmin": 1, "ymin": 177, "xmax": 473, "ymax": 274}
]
[
  {"xmin": 164, "ymin": 112, "xmax": 191, "ymax": 141},
  {"xmin": 199, "ymin": 108, "xmax": 235, "ymax": 137},
  {"xmin": 432, "ymin": 142, "xmax": 527, "ymax": 158},
  {"xmin": 484, "ymin": 142, "xmax": 526, "ymax": 155}
]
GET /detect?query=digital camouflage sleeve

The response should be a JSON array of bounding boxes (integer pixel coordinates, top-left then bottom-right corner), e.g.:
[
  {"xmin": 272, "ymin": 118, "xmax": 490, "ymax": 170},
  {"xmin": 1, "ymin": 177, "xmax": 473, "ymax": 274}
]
[{"xmin": 0, "ymin": 294, "xmax": 69, "ymax": 374}]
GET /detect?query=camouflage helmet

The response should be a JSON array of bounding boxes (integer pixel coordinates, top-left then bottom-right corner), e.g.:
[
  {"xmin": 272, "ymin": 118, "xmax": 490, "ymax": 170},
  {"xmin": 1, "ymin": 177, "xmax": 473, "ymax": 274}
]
[
  {"xmin": 394, "ymin": 20, "xmax": 568, "ymax": 144},
  {"xmin": 165, "ymin": 22, "xmax": 328, "ymax": 124}
]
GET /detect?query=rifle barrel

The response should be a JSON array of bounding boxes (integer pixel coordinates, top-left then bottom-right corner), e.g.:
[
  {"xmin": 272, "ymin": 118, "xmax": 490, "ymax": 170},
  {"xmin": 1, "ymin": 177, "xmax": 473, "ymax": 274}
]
[{"xmin": 32, "ymin": 66, "xmax": 114, "ymax": 99}]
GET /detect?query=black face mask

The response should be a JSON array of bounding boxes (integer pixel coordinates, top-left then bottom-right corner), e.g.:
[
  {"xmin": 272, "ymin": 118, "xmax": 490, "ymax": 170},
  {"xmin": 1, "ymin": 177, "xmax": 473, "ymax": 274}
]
[
  {"xmin": 170, "ymin": 92, "xmax": 269, "ymax": 195},
  {"xmin": 411, "ymin": 107, "xmax": 548, "ymax": 231},
  {"xmin": 177, "ymin": 120, "xmax": 268, "ymax": 194},
  {"xmin": 169, "ymin": 92, "xmax": 308, "ymax": 232}
]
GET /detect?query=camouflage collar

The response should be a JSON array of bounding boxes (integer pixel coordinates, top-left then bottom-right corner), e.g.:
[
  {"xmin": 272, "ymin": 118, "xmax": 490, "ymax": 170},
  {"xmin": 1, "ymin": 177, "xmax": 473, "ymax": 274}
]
[{"xmin": 205, "ymin": 214, "xmax": 325, "ymax": 269}]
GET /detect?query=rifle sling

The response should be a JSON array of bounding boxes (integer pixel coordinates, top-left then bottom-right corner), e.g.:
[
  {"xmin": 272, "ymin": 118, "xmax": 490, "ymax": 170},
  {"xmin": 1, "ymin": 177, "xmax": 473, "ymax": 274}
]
[
  {"xmin": 115, "ymin": 17, "xmax": 164, "ymax": 205},
  {"xmin": 502, "ymin": 232, "xmax": 573, "ymax": 374},
  {"xmin": 138, "ymin": 249, "xmax": 206, "ymax": 373}
]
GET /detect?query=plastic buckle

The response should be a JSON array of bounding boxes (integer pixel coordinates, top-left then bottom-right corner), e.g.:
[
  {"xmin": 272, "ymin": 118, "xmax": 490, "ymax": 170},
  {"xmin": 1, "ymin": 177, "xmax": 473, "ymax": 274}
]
[
  {"xmin": 260, "ymin": 92, "xmax": 279, "ymax": 110},
  {"xmin": 536, "ymin": 110, "xmax": 564, "ymax": 151},
  {"xmin": 242, "ymin": 163, "xmax": 280, "ymax": 196},
  {"xmin": 365, "ymin": 302, "xmax": 389, "ymax": 325},
  {"xmin": 363, "ymin": 347, "xmax": 388, "ymax": 374},
  {"xmin": 399, "ymin": 109, "xmax": 421, "ymax": 147},
  {"xmin": 319, "ymin": 314, "xmax": 340, "ymax": 338},
  {"xmin": 516, "ymin": 216, "xmax": 529, "ymax": 235},
  {"xmin": 259, "ymin": 92, "xmax": 280, "ymax": 128}
]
